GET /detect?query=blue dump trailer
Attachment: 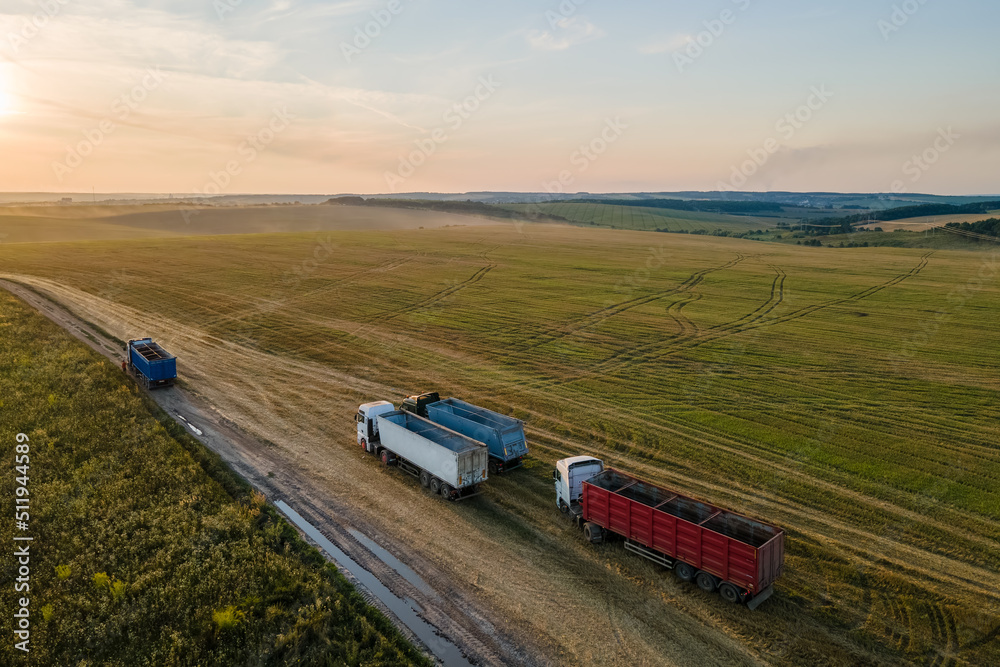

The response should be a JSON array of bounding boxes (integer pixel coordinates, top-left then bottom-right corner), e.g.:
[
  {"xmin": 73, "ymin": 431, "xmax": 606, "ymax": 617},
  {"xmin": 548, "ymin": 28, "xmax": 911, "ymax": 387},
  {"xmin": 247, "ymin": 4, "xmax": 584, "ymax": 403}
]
[
  {"xmin": 126, "ymin": 338, "xmax": 177, "ymax": 389},
  {"xmin": 424, "ymin": 397, "xmax": 529, "ymax": 475}
]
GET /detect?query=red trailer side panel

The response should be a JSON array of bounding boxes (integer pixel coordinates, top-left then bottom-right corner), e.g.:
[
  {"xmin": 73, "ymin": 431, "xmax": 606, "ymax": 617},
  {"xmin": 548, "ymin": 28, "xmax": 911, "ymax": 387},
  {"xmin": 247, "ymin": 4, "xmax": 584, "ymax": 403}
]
[
  {"xmin": 608, "ymin": 493, "xmax": 631, "ymax": 537},
  {"xmin": 726, "ymin": 541, "xmax": 759, "ymax": 592},
  {"xmin": 651, "ymin": 512, "xmax": 676, "ymax": 555},
  {"xmin": 700, "ymin": 530, "xmax": 729, "ymax": 581},
  {"xmin": 675, "ymin": 521, "xmax": 702, "ymax": 569}
]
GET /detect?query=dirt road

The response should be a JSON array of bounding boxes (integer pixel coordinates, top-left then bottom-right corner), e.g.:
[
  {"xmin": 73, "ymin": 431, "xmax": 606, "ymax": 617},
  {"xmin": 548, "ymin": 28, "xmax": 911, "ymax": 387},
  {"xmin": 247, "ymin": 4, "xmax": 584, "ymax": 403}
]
[{"xmin": 0, "ymin": 278, "xmax": 533, "ymax": 667}]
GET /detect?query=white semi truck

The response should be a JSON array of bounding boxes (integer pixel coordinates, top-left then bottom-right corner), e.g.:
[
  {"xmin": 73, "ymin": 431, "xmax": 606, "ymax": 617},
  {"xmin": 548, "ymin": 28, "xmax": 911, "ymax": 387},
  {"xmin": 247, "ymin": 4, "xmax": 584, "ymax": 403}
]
[
  {"xmin": 356, "ymin": 401, "xmax": 488, "ymax": 501},
  {"xmin": 552, "ymin": 455, "xmax": 605, "ymax": 514}
]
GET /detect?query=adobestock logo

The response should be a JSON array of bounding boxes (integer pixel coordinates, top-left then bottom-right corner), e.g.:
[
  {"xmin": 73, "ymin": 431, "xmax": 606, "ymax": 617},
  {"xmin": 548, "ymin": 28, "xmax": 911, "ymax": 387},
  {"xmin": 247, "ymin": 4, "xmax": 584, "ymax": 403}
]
[
  {"xmin": 384, "ymin": 76, "xmax": 501, "ymax": 190},
  {"xmin": 52, "ymin": 68, "xmax": 169, "ymax": 183},
  {"xmin": 718, "ymin": 85, "xmax": 833, "ymax": 191},
  {"xmin": 194, "ymin": 106, "xmax": 295, "ymax": 196},
  {"xmin": 877, "ymin": 0, "xmax": 931, "ymax": 40},
  {"xmin": 543, "ymin": 117, "xmax": 628, "ymax": 195},
  {"xmin": 341, "ymin": 0, "xmax": 414, "ymax": 63},
  {"xmin": 3, "ymin": 0, "xmax": 69, "ymax": 56},
  {"xmin": 673, "ymin": 0, "xmax": 752, "ymax": 73},
  {"xmin": 890, "ymin": 127, "xmax": 959, "ymax": 194}
]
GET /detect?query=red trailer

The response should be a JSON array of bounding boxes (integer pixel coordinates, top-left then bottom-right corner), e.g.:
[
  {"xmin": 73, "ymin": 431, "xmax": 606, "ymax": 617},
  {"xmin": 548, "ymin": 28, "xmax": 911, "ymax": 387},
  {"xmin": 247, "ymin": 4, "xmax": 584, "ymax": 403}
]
[{"xmin": 579, "ymin": 468, "xmax": 784, "ymax": 610}]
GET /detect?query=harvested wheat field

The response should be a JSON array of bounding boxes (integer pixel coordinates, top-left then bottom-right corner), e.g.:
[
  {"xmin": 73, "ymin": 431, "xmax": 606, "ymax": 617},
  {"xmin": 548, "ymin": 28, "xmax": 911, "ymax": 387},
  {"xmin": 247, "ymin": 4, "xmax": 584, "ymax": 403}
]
[{"xmin": 1, "ymin": 212, "xmax": 998, "ymax": 666}]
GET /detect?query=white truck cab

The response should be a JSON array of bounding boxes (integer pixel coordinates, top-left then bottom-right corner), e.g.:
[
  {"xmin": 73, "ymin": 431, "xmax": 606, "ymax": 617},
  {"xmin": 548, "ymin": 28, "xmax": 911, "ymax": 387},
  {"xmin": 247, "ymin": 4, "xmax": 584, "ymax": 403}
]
[
  {"xmin": 553, "ymin": 456, "xmax": 605, "ymax": 514},
  {"xmin": 357, "ymin": 400, "xmax": 396, "ymax": 454}
]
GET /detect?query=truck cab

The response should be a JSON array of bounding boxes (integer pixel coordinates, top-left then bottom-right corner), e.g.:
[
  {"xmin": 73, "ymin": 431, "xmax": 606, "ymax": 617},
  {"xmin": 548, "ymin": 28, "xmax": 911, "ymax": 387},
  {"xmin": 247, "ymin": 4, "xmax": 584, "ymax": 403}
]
[
  {"xmin": 399, "ymin": 392, "xmax": 440, "ymax": 417},
  {"xmin": 356, "ymin": 401, "xmax": 395, "ymax": 454},
  {"xmin": 553, "ymin": 456, "xmax": 604, "ymax": 514}
]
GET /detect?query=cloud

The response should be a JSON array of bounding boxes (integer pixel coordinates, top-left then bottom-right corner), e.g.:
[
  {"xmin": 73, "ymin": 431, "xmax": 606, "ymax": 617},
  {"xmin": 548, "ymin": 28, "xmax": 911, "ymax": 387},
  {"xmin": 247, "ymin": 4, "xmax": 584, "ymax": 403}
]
[
  {"xmin": 639, "ymin": 34, "xmax": 695, "ymax": 55},
  {"xmin": 250, "ymin": 0, "xmax": 383, "ymax": 24},
  {"xmin": 526, "ymin": 17, "xmax": 604, "ymax": 52}
]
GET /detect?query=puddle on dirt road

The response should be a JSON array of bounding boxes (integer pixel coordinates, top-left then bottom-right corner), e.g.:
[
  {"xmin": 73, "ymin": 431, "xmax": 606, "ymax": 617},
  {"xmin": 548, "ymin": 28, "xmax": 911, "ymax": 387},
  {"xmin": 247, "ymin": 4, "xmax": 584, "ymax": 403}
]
[
  {"xmin": 275, "ymin": 501, "xmax": 473, "ymax": 667},
  {"xmin": 346, "ymin": 527, "xmax": 438, "ymax": 599}
]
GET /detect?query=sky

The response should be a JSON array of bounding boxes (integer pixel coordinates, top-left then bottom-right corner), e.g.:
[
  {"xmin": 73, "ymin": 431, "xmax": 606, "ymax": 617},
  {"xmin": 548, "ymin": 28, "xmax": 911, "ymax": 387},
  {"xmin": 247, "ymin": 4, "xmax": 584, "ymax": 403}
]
[{"xmin": 0, "ymin": 0, "xmax": 997, "ymax": 195}]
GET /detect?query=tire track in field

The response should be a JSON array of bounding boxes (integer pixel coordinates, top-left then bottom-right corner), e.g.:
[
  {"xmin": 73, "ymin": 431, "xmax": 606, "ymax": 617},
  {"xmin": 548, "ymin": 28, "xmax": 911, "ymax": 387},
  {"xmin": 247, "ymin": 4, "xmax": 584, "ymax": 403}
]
[
  {"xmin": 368, "ymin": 245, "xmax": 500, "ymax": 325},
  {"xmin": 586, "ymin": 264, "xmax": 785, "ymax": 376},
  {"xmin": 379, "ymin": 264, "xmax": 495, "ymax": 323},
  {"xmin": 198, "ymin": 256, "xmax": 419, "ymax": 332},
  {"xmin": 926, "ymin": 599, "xmax": 958, "ymax": 666},
  {"xmin": 620, "ymin": 251, "xmax": 933, "ymax": 368},
  {"xmin": 664, "ymin": 292, "xmax": 702, "ymax": 338},
  {"xmin": 708, "ymin": 265, "xmax": 787, "ymax": 332},
  {"xmin": 516, "ymin": 253, "xmax": 750, "ymax": 352}
]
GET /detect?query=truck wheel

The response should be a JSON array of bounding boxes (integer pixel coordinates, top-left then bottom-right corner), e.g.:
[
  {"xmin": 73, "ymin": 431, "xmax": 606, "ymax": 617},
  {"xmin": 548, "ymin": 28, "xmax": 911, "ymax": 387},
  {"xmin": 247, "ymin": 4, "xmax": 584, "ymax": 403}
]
[
  {"xmin": 429, "ymin": 478, "xmax": 441, "ymax": 495},
  {"xmin": 488, "ymin": 460, "xmax": 498, "ymax": 476},
  {"xmin": 419, "ymin": 471, "xmax": 430, "ymax": 488},
  {"xmin": 440, "ymin": 483, "xmax": 453, "ymax": 499},
  {"xmin": 719, "ymin": 583, "xmax": 741, "ymax": 604},
  {"xmin": 583, "ymin": 523, "xmax": 604, "ymax": 544},
  {"xmin": 380, "ymin": 450, "xmax": 391, "ymax": 466},
  {"xmin": 675, "ymin": 562, "xmax": 696, "ymax": 582},
  {"xmin": 360, "ymin": 438, "xmax": 368, "ymax": 453},
  {"xmin": 696, "ymin": 572, "xmax": 718, "ymax": 593},
  {"xmin": 559, "ymin": 499, "xmax": 569, "ymax": 514}
]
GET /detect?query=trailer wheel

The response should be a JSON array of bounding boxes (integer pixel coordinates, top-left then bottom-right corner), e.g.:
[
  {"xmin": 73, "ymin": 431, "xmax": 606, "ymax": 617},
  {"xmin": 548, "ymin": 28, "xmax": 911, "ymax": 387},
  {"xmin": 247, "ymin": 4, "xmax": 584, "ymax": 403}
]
[
  {"xmin": 429, "ymin": 478, "xmax": 441, "ymax": 495},
  {"xmin": 696, "ymin": 571, "xmax": 719, "ymax": 593},
  {"xmin": 440, "ymin": 483, "xmax": 453, "ymax": 499},
  {"xmin": 719, "ymin": 583, "xmax": 741, "ymax": 604},
  {"xmin": 583, "ymin": 522, "xmax": 604, "ymax": 544},
  {"xmin": 380, "ymin": 450, "xmax": 391, "ymax": 466},
  {"xmin": 419, "ymin": 471, "xmax": 430, "ymax": 488},
  {"xmin": 675, "ymin": 562, "xmax": 696, "ymax": 582}
]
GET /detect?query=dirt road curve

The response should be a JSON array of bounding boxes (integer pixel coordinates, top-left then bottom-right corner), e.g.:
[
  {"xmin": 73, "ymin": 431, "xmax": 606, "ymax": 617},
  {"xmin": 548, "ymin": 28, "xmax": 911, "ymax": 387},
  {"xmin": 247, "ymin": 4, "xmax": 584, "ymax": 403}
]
[{"xmin": 0, "ymin": 279, "xmax": 533, "ymax": 667}]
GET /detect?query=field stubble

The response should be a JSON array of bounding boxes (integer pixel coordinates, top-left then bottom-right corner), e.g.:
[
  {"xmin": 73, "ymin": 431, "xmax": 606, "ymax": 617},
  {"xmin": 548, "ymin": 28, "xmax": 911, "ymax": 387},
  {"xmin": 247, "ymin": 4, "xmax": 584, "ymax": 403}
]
[{"xmin": 1, "ymin": 222, "xmax": 999, "ymax": 665}]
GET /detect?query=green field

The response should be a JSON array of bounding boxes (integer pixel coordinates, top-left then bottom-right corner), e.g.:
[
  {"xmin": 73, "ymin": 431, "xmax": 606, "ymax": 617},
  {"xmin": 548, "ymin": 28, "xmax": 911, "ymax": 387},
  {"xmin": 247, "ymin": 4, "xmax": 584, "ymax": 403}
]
[
  {"xmin": 502, "ymin": 202, "xmax": 775, "ymax": 232},
  {"xmin": 1, "ymin": 208, "xmax": 999, "ymax": 665},
  {"xmin": 0, "ymin": 290, "xmax": 427, "ymax": 666}
]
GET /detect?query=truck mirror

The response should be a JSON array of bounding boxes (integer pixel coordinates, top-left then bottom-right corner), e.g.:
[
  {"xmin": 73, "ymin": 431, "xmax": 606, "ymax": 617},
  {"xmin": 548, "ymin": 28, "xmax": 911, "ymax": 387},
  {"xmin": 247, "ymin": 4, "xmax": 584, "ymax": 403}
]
[{"xmin": 552, "ymin": 470, "xmax": 559, "ymax": 481}]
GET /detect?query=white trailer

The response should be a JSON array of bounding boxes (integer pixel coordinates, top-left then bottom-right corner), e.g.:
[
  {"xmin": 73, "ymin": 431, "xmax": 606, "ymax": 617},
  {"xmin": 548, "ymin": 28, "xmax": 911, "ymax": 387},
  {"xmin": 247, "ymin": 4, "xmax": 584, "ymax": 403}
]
[{"xmin": 356, "ymin": 402, "xmax": 488, "ymax": 501}]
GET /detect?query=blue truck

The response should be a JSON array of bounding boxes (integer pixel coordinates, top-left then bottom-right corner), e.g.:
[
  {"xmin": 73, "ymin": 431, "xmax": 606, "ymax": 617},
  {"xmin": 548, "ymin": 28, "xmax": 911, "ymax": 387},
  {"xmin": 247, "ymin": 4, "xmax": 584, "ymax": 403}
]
[
  {"xmin": 126, "ymin": 338, "xmax": 177, "ymax": 389},
  {"xmin": 402, "ymin": 393, "xmax": 529, "ymax": 475}
]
